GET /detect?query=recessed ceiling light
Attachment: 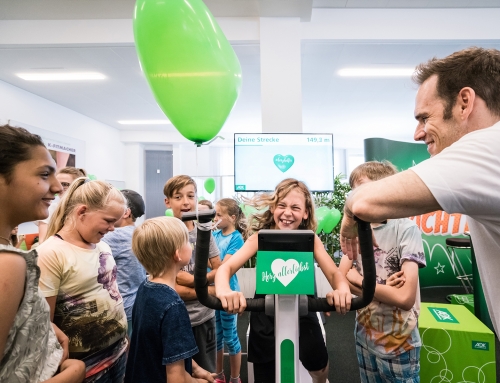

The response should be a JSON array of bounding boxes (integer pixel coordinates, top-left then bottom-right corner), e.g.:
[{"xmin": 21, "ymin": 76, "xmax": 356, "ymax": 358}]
[
  {"xmin": 16, "ymin": 72, "xmax": 106, "ymax": 81},
  {"xmin": 117, "ymin": 120, "xmax": 171, "ymax": 125},
  {"xmin": 337, "ymin": 68, "xmax": 414, "ymax": 77}
]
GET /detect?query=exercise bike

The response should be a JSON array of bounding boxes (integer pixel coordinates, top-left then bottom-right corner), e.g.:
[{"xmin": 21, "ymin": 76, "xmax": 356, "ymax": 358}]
[{"xmin": 182, "ymin": 210, "xmax": 376, "ymax": 383}]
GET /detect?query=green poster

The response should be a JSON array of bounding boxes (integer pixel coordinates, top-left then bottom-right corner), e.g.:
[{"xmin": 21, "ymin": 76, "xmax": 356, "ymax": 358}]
[{"xmin": 256, "ymin": 251, "xmax": 314, "ymax": 295}]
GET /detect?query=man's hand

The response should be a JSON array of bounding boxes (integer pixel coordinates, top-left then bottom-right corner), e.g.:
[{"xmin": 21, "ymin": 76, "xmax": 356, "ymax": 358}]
[
  {"xmin": 340, "ymin": 206, "xmax": 359, "ymax": 260},
  {"xmin": 52, "ymin": 323, "xmax": 69, "ymax": 363}
]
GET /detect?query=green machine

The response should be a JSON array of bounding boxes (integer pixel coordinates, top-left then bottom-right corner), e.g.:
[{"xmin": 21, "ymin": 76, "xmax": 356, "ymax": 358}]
[{"xmin": 185, "ymin": 210, "xmax": 377, "ymax": 383}]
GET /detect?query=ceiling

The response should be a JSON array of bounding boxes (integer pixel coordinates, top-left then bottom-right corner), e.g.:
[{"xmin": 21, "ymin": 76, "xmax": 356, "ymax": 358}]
[
  {"xmin": 2, "ymin": 0, "xmax": 500, "ymax": 20},
  {"xmin": 1, "ymin": 1, "xmax": 500, "ymax": 149}
]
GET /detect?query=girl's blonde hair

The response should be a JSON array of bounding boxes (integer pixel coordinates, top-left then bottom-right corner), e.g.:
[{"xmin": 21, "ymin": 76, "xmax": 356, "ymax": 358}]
[
  {"xmin": 46, "ymin": 178, "xmax": 127, "ymax": 238},
  {"xmin": 216, "ymin": 198, "xmax": 247, "ymax": 238},
  {"xmin": 132, "ymin": 217, "xmax": 189, "ymax": 277},
  {"xmin": 246, "ymin": 178, "xmax": 316, "ymax": 236}
]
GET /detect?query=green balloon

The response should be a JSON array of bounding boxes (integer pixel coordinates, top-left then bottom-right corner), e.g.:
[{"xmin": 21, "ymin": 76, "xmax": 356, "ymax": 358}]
[
  {"xmin": 315, "ymin": 206, "xmax": 329, "ymax": 234},
  {"xmin": 204, "ymin": 178, "xmax": 216, "ymax": 194},
  {"xmin": 165, "ymin": 209, "xmax": 174, "ymax": 217},
  {"xmin": 134, "ymin": 0, "xmax": 242, "ymax": 145},
  {"xmin": 198, "ymin": 196, "xmax": 206, "ymax": 201},
  {"xmin": 322, "ymin": 208, "xmax": 342, "ymax": 234},
  {"xmin": 315, "ymin": 206, "xmax": 330, "ymax": 219}
]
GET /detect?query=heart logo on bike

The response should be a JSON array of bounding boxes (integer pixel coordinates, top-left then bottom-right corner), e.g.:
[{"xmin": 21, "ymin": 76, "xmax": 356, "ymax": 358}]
[{"xmin": 271, "ymin": 259, "xmax": 299, "ymax": 287}]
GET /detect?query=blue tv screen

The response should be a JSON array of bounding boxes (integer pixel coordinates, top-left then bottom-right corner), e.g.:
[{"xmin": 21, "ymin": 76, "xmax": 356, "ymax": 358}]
[{"xmin": 234, "ymin": 133, "xmax": 334, "ymax": 192}]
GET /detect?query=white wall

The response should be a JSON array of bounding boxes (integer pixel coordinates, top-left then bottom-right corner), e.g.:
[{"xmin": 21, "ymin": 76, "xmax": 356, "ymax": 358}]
[{"xmin": 0, "ymin": 80, "xmax": 126, "ymax": 182}]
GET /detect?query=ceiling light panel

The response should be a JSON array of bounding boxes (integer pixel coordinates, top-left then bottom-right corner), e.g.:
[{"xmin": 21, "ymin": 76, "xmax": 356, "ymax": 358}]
[
  {"xmin": 337, "ymin": 68, "xmax": 414, "ymax": 77},
  {"xmin": 17, "ymin": 72, "xmax": 106, "ymax": 81},
  {"xmin": 117, "ymin": 120, "xmax": 171, "ymax": 125}
]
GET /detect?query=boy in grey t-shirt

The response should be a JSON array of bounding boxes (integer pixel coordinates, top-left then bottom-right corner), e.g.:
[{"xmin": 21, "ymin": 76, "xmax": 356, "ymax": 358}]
[
  {"xmin": 338, "ymin": 161, "xmax": 426, "ymax": 383},
  {"xmin": 103, "ymin": 189, "xmax": 147, "ymax": 337}
]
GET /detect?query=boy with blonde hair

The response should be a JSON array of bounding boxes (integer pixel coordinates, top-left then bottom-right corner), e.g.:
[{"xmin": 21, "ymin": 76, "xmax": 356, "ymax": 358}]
[
  {"xmin": 164, "ymin": 175, "xmax": 221, "ymax": 373},
  {"xmin": 125, "ymin": 217, "xmax": 215, "ymax": 383},
  {"xmin": 338, "ymin": 161, "xmax": 426, "ymax": 383}
]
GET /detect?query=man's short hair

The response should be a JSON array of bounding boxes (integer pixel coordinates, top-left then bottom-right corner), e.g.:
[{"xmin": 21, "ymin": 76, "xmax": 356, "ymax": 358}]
[
  {"xmin": 132, "ymin": 217, "xmax": 189, "ymax": 278},
  {"xmin": 413, "ymin": 47, "xmax": 500, "ymax": 119},
  {"xmin": 163, "ymin": 175, "xmax": 197, "ymax": 198},
  {"xmin": 121, "ymin": 189, "xmax": 145, "ymax": 221},
  {"xmin": 349, "ymin": 161, "xmax": 398, "ymax": 188}
]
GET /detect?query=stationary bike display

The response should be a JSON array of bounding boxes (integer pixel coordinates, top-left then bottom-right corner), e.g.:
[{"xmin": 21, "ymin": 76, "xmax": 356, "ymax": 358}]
[{"xmin": 182, "ymin": 209, "xmax": 376, "ymax": 382}]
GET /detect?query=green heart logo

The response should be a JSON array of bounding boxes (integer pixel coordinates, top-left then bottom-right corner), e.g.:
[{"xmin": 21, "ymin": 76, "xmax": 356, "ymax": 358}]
[{"xmin": 273, "ymin": 154, "xmax": 295, "ymax": 173}]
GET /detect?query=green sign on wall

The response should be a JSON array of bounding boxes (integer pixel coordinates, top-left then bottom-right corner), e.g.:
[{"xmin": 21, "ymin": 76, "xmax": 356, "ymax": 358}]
[{"xmin": 256, "ymin": 251, "xmax": 314, "ymax": 295}]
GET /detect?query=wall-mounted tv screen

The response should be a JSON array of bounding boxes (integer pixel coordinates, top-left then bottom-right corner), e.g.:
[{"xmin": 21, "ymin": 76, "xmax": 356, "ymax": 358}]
[{"xmin": 234, "ymin": 133, "xmax": 334, "ymax": 192}]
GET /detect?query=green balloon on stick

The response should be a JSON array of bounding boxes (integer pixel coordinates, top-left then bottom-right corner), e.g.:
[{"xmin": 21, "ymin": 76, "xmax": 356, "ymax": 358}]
[
  {"xmin": 133, "ymin": 0, "xmax": 242, "ymax": 146},
  {"xmin": 165, "ymin": 209, "xmax": 174, "ymax": 217},
  {"xmin": 204, "ymin": 178, "xmax": 216, "ymax": 194}
]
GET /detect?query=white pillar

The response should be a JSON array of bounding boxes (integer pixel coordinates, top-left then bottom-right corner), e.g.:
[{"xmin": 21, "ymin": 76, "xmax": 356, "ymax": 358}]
[{"xmin": 260, "ymin": 18, "xmax": 302, "ymax": 133}]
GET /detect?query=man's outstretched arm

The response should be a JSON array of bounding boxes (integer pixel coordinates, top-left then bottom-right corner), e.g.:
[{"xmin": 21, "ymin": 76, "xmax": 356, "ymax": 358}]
[{"xmin": 340, "ymin": 169, "xmax": 440, "ymax": 259}]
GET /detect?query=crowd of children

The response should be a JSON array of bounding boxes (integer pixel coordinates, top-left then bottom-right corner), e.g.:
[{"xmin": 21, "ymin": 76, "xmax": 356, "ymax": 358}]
[{"xmin": 0, "ymin": 123, "xmax": 426, "ymax": 383}]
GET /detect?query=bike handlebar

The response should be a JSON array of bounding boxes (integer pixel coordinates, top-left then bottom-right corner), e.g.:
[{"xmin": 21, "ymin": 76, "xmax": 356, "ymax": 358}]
[{"xmin": 182, "ymin": 209, "xmax": 376, "ymax": 313}]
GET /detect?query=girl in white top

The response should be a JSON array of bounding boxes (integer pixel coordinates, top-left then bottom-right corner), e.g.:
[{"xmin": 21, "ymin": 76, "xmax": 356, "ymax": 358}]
[
  {"xmin": 0, "ymin": 123, "xmax": 85, "ymax": 382},
  {"xmin": 38, "ymin": 178, "xmax": 129, "ymax": 383}
]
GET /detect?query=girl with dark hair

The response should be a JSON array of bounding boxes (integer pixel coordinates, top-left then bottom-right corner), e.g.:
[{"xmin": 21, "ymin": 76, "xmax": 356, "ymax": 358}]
[{"xmin": 0, "ymin": 124, "xmax": 85, "ymax": 382}]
